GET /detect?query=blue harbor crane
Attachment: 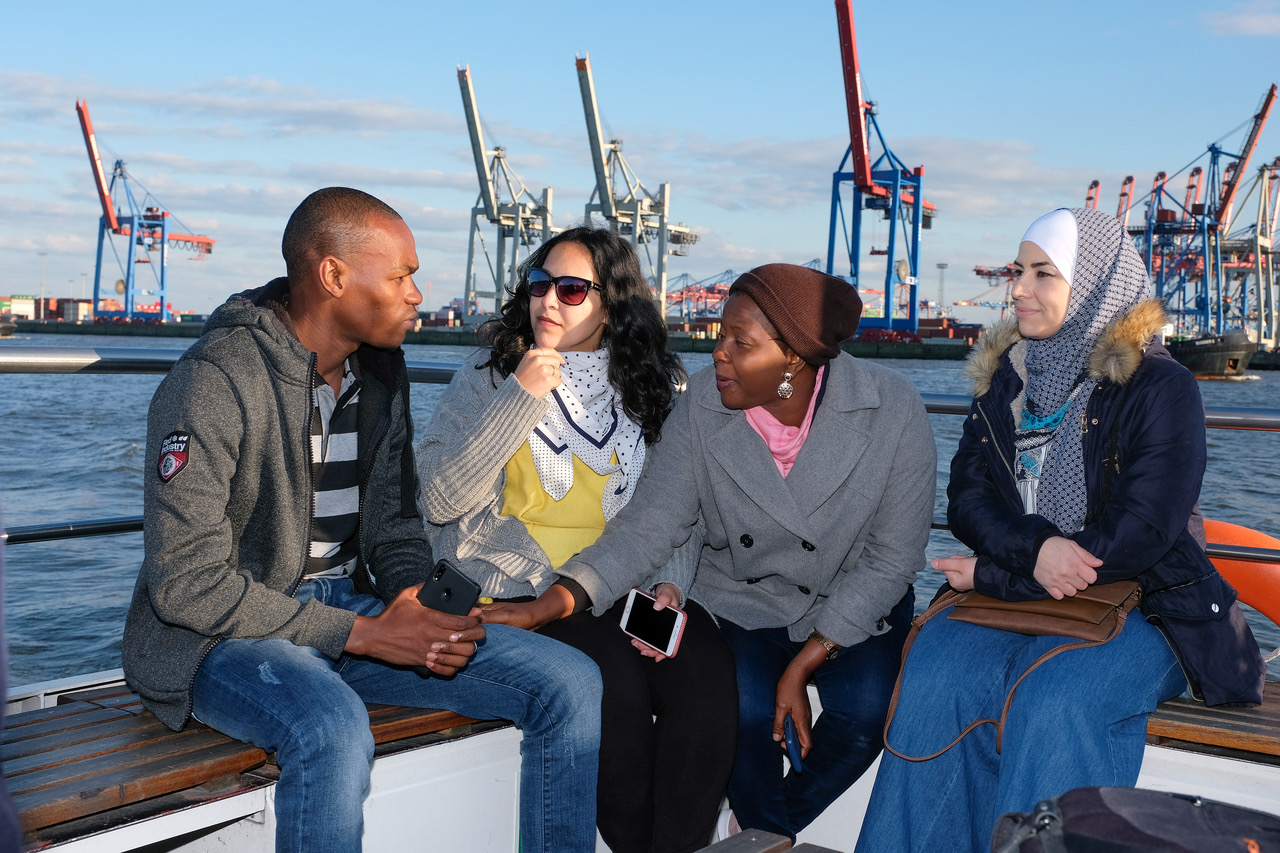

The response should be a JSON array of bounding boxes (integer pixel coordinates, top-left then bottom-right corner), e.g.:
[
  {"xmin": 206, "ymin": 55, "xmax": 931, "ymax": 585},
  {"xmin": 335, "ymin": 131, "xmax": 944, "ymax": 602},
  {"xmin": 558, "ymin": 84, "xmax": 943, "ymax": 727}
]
[
  {"xmin": 76, "ymin": 100, "xmax": 214, "ymax": 322},
  {"xmin": 1129, "ymin": 85, "xmax": 1275, "ymax": 344},
  {"xmin": 826, "ymin": 0, "xmax": 937, "ymax": 334}
]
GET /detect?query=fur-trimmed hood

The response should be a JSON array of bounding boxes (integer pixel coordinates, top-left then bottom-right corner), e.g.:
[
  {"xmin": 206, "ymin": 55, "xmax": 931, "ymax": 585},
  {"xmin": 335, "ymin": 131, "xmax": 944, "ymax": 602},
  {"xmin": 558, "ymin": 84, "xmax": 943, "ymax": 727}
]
[{"xmin": 964, "ymin": 298, "xmax": 1168, "ymax": 398}]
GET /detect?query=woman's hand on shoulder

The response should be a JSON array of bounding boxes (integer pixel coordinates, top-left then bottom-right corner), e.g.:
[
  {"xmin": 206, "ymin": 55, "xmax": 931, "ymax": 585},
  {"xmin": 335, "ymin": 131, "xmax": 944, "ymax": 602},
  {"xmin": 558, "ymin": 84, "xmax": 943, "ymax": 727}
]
[
  {"xmin": 1033, "ymin": 536, "xmax": 1101, "ymax": 600},
  {"xmin": 930, "ymin": 555, "xmax": 977, "ymax": 591},
  {"xmin": 513, "ymin": 347, "xmax": 565, "ymax": 398}
]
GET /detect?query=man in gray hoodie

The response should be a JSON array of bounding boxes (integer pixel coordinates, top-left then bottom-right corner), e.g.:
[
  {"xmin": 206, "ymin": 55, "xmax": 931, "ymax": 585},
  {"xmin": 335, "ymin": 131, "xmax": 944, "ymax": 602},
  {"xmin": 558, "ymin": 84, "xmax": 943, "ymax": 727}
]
[{"xmin": 122, "ymin": 187, "xmax": 601, "ymax": 853}]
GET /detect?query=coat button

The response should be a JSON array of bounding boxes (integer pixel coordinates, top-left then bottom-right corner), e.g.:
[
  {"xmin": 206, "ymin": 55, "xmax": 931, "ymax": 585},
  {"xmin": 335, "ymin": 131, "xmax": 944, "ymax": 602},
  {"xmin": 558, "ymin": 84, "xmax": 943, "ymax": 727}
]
[
  {"xmin": 802, "ymin": 541, "xmax": 815, "ymax": 551},
  {"xmin": 1091, "ymin": 418, "xmax": 1099, "ymax": 425},
  {"xmin": 876, "ymin": 618, "xmax": 885, "ymax": 631},
  {"xmin": 740, "ymin": 534, "xmax": 753, "ymax": 548},
  {"xmin": 971, "ymin": 413, "xmax": 977, "ymax": 420},
  {"xmin": 746, "ymin": 577, "xmax": 760, "ymax": 584},
  {"xmin": 1211, "ymin": 603, "xmax": 1220, "ymax": 613},
  {"xmin": 981, "ymin": 437, "xmax": 988, "ymax": 444},
  {"xmin": 798, "ymin": 586, "xmax": 811, "ymax": 595}
]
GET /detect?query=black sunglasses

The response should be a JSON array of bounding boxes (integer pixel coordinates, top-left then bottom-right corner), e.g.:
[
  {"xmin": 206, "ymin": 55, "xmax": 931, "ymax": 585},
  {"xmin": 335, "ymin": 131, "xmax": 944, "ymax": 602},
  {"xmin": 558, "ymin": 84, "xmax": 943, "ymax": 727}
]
[{"xmin": 527, "ymin": 268, "xmax": 602, "ymax": 306}]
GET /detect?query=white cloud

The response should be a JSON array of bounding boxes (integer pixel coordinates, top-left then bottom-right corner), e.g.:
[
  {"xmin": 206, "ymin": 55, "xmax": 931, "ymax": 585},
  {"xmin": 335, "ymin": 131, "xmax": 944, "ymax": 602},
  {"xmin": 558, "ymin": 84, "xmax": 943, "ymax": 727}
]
[{"xmin": 1202, "ymin": 0, "xmax": 1280, "ymax": 35}]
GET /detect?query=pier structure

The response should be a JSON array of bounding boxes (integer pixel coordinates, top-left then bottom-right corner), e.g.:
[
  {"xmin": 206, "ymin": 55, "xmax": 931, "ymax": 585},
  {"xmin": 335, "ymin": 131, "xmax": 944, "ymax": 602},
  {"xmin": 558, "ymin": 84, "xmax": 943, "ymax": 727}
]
[
  {"xmin": 826, "ymin": 0, "xmax": 937, "ymax": 334},
  {"xmin": 75, "ymin": 100, "xmax": 214, "ymax": 323},
  {"xmin": 457, "ymin": 67, "xmax": 558, "ymax": 316},
  {"xmin": 575, "ymin": 53, "xmax": 699, "ymax": 311}
]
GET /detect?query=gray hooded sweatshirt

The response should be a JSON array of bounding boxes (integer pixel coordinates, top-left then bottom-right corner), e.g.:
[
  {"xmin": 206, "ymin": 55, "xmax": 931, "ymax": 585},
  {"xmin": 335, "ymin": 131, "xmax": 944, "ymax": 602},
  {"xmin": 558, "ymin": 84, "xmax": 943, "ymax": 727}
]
[{"xmin": 122, "ymin": 278, "xmax": 432, "ymax": 730}]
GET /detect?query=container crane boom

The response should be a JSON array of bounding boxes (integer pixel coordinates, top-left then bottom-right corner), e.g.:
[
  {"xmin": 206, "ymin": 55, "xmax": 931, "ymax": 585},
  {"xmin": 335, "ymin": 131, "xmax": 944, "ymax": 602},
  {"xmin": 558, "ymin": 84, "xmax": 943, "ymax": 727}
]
[
  {"xmin": 1086, "ymin": 180, "xmax": 1101, "ymax": 209},
  {"xmin": 457, "ymin": 67, "xmax": 497, "ymax": 222},
  {"xmin": 1216, "ymin": 83, "xmax": 1276, "ymax": 229},
  {"xmin": 575, "ymin": 54, "xmax": 616, "ymax": 221},
  {"xmin": 1117, "ymin": 175, "xmax": 1135, "ymax": 227},
  {"xmin": 833, "ymin": 0, "xmax": 879, "ymax": 196},
  {"xmin": 75, "ymin": 100, "xmax": 119, "ymax": 233}
]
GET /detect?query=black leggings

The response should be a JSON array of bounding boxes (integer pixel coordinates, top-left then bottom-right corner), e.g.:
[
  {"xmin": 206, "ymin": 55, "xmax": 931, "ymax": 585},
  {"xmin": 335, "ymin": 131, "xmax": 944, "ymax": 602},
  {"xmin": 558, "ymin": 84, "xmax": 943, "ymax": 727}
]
[{"xmin": 540, "ymin": 598, "xmax": 738, "ymax": 853}]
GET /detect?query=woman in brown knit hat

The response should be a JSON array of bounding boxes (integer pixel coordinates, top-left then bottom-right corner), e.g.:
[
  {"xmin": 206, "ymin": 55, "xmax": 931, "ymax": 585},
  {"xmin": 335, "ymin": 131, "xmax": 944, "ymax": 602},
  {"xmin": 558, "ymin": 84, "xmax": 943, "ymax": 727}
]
[{"xmin": 498, "ymin": 262, "xmax": 936, "ymax": 844}]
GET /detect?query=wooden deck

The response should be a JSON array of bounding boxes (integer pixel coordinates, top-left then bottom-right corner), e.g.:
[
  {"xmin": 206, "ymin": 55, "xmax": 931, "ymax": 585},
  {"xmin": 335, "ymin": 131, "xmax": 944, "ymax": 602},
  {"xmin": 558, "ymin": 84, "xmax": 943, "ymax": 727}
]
[
  {"xmin": 4, "ymin": 680, "xmax": 1277, "ymax": 849},
  {"xmin": 3, "ymin": 682, "xmax": 494, "ymax": 848},
  {"xmin": 1146, "ymin": 680, "xmax": 1280, "ymax": 762}
]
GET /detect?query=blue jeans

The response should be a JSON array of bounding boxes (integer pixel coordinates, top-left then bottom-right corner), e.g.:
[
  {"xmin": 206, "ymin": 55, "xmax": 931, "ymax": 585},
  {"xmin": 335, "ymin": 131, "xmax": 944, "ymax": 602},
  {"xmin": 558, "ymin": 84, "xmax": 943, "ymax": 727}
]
[
  {"xmin": 854, "ymin": 607, "xmax": 1184, "ymax": 853},
  {"xmin": 718, "ymin": 590, "xmax": 914, "ymax": 841},
  {"xmin": 191, "ymin": 578, "xmax": 602, "ymax": 853}
]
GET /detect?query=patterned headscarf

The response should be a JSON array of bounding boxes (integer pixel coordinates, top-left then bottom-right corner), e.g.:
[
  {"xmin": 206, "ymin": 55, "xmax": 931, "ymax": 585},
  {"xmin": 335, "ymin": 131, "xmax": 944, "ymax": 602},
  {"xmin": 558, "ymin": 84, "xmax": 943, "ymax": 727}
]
[
  {"xmin": 1013, "ymin": 207, "xmax": 1151, "ymax": 534},
  {"xmin": 529, "ymin": 349, "xmax": 644, "ymax": 521}
]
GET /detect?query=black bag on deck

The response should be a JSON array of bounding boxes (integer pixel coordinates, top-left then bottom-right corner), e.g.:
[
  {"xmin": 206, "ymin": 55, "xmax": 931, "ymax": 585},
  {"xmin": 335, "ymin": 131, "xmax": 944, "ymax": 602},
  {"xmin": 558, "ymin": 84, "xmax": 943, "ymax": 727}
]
[{"xmin": 991, "ymin": 787, "xmax": 1280, "ymax": 853}]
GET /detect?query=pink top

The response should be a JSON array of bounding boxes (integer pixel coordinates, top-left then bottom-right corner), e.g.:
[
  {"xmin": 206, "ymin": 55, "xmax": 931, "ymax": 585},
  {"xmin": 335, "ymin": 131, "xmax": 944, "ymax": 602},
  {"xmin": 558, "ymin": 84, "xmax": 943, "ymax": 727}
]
[{"xmin": 743, "ymin": 366, "xmax": 826, "ymax": 478}]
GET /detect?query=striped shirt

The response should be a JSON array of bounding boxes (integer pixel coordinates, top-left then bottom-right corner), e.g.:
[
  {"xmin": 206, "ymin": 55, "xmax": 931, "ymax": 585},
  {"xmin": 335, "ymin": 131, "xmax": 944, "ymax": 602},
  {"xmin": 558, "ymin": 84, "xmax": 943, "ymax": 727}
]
[{"xmin": 304, "ymin": 361, "xmax": 361, "ymax": 580}]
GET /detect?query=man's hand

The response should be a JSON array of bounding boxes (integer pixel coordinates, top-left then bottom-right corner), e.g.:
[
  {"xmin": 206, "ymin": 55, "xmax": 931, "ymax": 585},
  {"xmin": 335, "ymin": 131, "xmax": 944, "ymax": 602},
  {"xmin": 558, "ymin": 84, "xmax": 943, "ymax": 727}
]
[
  {"xmin": 1034, "ymin": 536, "xmax": 1101, "ymax": 600},
  {"xmin": 345, "ymin": 586, "xmax": 485, "ymax": 676},
  {"xmin": 512, "ymin": 347, "xmax": 565, "ymax": 398}
]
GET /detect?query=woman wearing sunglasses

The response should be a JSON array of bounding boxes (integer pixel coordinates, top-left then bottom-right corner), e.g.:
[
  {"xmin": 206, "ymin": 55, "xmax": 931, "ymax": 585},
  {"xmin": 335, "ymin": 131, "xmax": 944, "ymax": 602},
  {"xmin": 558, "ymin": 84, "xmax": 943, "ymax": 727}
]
[{"xmin": 416, "ymin": 226, "xmax": 738, "ymax": 853}]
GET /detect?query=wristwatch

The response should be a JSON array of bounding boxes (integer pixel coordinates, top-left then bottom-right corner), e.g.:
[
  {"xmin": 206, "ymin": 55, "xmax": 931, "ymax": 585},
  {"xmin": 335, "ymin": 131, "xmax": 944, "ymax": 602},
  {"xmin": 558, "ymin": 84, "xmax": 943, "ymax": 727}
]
[{"xmin": 808, "ymin": 630, "xmax": 840, "ymax": 660}]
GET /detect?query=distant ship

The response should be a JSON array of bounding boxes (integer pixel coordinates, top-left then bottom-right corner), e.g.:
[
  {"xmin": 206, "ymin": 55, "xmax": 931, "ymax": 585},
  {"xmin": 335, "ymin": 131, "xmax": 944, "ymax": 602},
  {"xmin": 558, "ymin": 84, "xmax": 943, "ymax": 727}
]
[
  {"xmin": 0, "ymin": 314, "xmax": 16, "ymax": 338},
  {"xmin": 1166, "ymin": 329, "xmax": 1255, "ymax": 378}
]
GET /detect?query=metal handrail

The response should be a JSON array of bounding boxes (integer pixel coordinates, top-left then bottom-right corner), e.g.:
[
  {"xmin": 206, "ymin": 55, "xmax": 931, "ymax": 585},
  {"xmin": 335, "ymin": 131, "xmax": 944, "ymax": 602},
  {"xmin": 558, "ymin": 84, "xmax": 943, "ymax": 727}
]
[
  {"xmin": 7, "ymin": 515, "xmax": 1279, "ymax": 567},
  {"xmin": 3, "ymin": 345, "xmax": 1279, "ymax": 562}
]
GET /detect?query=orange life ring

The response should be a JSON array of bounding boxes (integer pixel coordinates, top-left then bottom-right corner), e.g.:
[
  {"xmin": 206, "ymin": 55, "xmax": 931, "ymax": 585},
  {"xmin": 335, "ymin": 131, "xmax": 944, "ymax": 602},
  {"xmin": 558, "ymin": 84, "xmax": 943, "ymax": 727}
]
[{"xmin": 1202, "ymin": 518, "xmax": 1280, "ymax": 627}]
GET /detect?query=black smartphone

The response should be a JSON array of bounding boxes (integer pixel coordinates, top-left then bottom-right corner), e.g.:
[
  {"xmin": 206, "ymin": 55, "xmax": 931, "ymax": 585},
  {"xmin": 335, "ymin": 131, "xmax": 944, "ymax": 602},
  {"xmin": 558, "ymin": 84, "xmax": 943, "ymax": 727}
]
[{"xmin": 417, "ymin": 559, "xmax": 481, "ymax": 616}]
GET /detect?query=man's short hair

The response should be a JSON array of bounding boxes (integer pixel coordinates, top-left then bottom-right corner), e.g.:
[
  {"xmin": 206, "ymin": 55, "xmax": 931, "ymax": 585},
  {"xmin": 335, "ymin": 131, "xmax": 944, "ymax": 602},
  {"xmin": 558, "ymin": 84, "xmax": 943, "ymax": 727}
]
[{"xmin": 282, "ymin": 187, "xmax": 403, "ymax": 285}]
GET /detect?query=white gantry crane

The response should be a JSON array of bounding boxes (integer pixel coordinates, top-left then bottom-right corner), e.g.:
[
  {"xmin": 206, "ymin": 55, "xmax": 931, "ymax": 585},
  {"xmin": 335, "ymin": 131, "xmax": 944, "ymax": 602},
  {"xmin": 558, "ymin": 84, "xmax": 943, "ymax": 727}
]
[
  {"xmin": 575, "ymin": 53, "xmax": 698, "ymax": 312},
  {"xmin": 458, "ymin": 66, "xmax": 559, "ymax": 315}
]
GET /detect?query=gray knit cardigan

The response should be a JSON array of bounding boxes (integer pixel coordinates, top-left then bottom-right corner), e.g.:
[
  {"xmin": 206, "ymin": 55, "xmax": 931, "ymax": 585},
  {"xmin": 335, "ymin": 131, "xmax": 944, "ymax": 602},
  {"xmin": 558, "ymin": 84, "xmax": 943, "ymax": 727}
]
[{"xmin": 415, "ymin": 349, "xmax": 701, "ymax": 605}]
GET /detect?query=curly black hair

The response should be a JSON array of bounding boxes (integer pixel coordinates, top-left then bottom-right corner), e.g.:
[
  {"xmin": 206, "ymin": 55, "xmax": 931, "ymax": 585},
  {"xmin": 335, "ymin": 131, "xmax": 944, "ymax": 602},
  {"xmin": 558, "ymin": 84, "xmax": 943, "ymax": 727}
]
[{"xmin": 481, "ymin": 226, "xmax": 686, "ymax": 444}]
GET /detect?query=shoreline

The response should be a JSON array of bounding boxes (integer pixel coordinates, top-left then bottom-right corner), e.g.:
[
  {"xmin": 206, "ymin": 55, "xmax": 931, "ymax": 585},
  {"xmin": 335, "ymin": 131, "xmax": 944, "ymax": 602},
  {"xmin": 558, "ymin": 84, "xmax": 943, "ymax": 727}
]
[{"xmin": 11, "ymin": 319, "xmax": 1280, "ymax": 368}]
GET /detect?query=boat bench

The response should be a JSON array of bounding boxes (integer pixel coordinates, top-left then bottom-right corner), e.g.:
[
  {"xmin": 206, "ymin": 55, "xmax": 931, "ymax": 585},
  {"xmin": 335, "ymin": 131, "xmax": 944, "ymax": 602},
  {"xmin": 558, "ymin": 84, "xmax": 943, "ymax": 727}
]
[
  {"xmin": 1145, "ymin": 679, "xmax": 1280, "ymax": 762},
  {"xmin": 3, "ymin": 682, "xmax": 496, "ymax": 847}
]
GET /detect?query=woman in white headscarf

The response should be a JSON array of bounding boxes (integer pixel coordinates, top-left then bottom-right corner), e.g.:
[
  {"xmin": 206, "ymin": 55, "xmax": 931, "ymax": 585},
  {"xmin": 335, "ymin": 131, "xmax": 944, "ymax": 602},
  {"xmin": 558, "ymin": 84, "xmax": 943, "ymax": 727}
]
[{"xmin": 854, "ymin": 208, "xmax": 1264, "ymax": 853}]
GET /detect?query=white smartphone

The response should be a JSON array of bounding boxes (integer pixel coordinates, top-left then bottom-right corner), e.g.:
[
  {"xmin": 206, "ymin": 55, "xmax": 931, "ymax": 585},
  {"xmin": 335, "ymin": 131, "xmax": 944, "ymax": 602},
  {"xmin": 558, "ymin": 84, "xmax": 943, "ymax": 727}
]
[{"xmin": 619, "ymin": 587, "xmax": 688, "ymax": 658}]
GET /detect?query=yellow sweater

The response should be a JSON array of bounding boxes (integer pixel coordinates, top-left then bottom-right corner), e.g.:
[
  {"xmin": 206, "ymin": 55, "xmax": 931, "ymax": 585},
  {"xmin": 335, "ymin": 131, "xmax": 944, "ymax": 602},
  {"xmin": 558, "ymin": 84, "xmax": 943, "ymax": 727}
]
[{"xmin": 501, "ymin": 440, "xmax": 611, "ymax": 569}]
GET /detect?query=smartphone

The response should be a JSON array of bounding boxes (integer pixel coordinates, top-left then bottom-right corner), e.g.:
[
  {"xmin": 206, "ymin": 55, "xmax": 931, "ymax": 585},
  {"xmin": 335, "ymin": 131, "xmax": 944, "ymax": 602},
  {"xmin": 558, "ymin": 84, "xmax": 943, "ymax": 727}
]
[
  {"xmin": 417, "ymin": 559, "xmax": 481, "ymax": 616},
  {"xmin": 783, "ymin": 714, "xmax": 804, "ymax": 774},
  {"xmin": 619, "ymin": 587, "xmax": 687, "ymax": 658}
]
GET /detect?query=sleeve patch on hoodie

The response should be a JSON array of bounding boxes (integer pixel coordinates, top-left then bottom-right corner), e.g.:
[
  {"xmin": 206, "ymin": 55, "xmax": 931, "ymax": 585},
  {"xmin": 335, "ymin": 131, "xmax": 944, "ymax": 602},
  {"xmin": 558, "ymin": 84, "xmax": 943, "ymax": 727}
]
[{"xmin": 158, "ymin": 432, "xmax": 190, "ymax": 482}]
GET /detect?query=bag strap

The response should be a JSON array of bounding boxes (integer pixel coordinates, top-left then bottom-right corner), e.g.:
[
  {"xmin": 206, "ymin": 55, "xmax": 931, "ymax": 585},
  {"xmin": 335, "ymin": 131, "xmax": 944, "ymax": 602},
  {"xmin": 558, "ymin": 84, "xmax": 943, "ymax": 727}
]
[{"xmin": 882, "ymin": 590, "xmax": 1130, "ymax": 762}]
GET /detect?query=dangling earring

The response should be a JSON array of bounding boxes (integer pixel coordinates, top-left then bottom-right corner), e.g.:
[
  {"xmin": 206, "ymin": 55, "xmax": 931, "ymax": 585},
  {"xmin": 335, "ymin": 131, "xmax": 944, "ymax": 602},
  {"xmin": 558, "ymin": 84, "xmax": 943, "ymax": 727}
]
[{"xmin": 777, "ymin": 372, "xmax": 794, "ymax": 399}]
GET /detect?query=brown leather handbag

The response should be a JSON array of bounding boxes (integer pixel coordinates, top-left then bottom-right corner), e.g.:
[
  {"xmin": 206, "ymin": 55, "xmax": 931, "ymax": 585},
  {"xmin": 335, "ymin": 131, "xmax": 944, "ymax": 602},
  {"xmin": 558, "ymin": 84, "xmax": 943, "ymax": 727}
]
[{"xmin": 883, "ymin": 579, "xmax": 1142, "ymax": 761}]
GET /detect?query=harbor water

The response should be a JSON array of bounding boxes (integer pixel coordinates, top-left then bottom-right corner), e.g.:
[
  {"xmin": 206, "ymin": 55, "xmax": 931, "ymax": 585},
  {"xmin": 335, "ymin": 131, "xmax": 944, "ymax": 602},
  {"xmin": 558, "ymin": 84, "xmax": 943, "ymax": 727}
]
[{"xmin": 2, "ymin": 332, "xmax": 1278, "ymax": 687}]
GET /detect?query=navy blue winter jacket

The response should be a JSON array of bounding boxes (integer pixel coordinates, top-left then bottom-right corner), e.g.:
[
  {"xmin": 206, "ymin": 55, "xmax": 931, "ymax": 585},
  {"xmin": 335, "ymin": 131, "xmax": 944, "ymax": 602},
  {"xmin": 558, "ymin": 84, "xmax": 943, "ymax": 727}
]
[{"xmin": 947, "ymin": 300, "xmax": 1264, "ymax": 706}]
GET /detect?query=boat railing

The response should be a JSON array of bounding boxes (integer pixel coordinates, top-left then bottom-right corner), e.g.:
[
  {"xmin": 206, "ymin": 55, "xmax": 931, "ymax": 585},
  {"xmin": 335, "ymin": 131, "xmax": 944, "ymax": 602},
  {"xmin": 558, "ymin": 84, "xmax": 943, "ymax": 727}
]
[{"xmin": 3, "ymin": 345, "xmax": 1280, "ymax": 569}]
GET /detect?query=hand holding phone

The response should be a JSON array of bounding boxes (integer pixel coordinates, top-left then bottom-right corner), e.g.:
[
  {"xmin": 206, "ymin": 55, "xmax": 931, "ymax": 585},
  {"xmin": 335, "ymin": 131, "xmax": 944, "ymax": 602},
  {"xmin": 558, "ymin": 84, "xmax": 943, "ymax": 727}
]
[
  {"xmin": 418, "ymin": 559, "xmax": 481, "ymax": 616},
  {"xmin": 783, "ymin": 714, "xmax": 804, "ymax": 774},
  {"xmin": 414, "ymin": 560, "xmax": 481, "ymax": 678},
  {"xmin": 619, "ymin": 587, "xmax": 688, "ymax": 658}
]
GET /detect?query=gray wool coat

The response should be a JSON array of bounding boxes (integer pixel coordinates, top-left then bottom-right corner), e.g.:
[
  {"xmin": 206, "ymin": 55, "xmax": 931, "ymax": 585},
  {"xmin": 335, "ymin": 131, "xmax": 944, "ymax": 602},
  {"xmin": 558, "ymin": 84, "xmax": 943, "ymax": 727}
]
[{"xmin": 558, "ymin": 353, "xmax": 936, "ymax": 648}]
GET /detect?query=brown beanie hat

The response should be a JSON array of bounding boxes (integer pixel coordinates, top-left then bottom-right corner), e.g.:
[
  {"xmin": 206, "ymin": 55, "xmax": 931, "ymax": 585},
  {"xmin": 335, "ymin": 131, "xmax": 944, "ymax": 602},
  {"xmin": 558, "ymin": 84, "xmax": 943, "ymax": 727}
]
[{"xmin": 727, "ymin": 264, "xmax": 863, "ymax": 365}]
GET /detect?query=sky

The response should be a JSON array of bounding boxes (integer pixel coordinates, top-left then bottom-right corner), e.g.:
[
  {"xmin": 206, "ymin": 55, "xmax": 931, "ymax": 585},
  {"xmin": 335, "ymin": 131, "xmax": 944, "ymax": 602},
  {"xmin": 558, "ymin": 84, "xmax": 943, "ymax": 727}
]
[{"xmin": 1, "ymin": 0, "xmax": 1278, "ymax": 323}]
